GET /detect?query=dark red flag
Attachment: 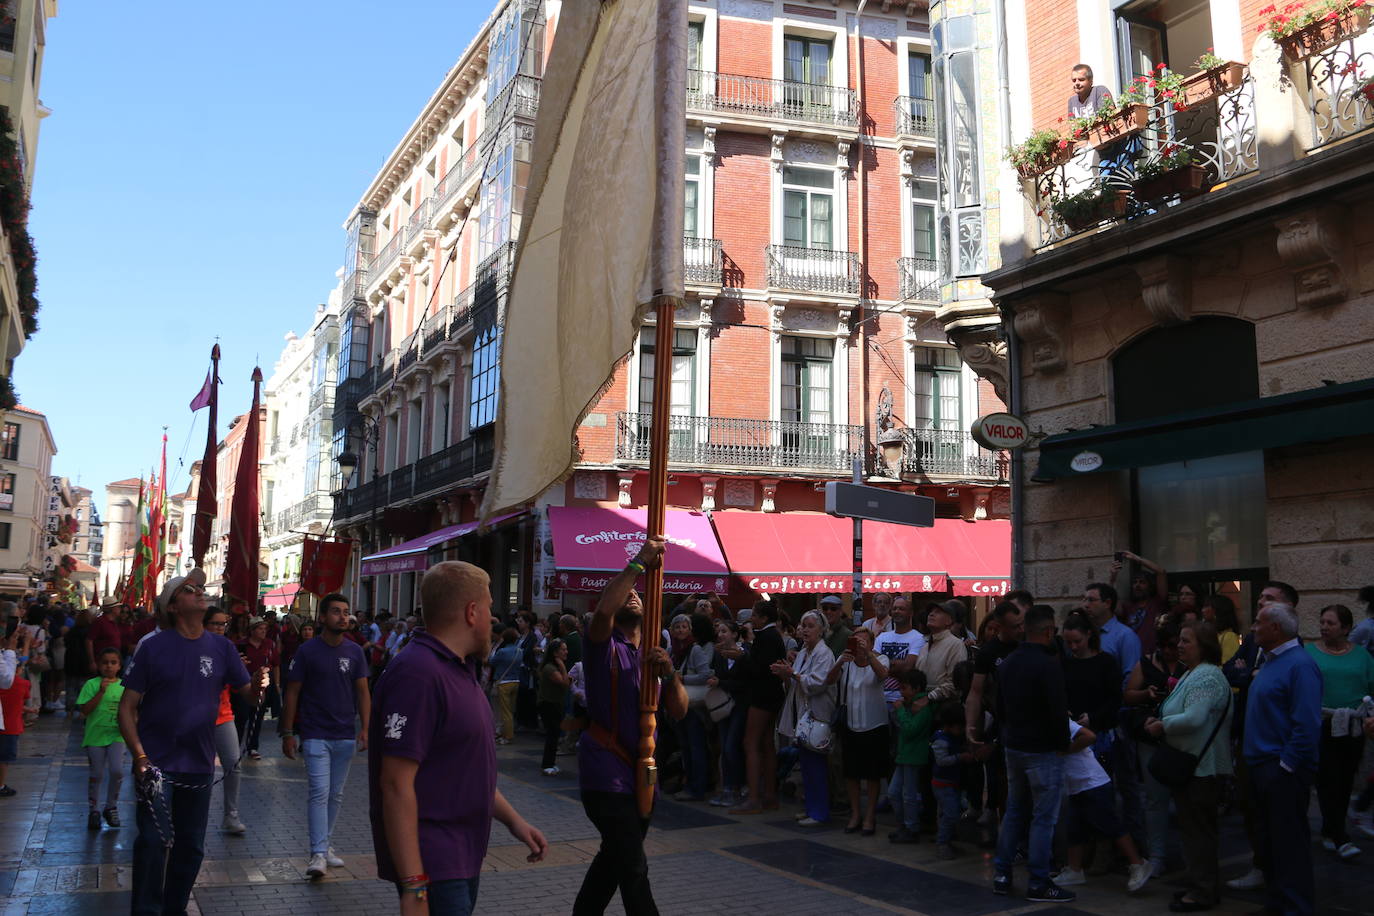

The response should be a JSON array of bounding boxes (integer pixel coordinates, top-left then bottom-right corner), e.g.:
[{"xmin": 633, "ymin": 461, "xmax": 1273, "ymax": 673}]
[
  {"xmin": 191, "ymin": 344, "xmax": 220, "ymax": 568},
  {"xmin": 301, "ymin": 536, "xmax": 351, "ymax": 597},
  {"xmin": 224, "ymin": 367, "xmax": 263, "ymax": 608}
]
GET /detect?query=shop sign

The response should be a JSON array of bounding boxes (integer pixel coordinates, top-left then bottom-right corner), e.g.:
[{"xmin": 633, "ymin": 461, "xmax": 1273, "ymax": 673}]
[
  {"xmin": 556, "ymin": 570, "xmax": 729, "ymax": 594},
  {"xmin": 961, "ymin": 579, "xmax": 1010, "ymax": 595},
  {"xmin": 971, "ymin": 413, "xmax": 1030, "ymax": 450},
  {"xmin": 744, "ymin": 573, "xmax": 948, "ymax": 594},
  {"xmin": 1070, "ymin": 450, "xmax": 1104, "ymax": 473}
]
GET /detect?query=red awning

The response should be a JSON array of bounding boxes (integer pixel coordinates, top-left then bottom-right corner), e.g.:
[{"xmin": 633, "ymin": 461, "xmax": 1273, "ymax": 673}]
[
  {"xmin": 709, "ymin": 512, "xmax": 950, "ymax": 594},
  {"xmin": 938, "ymin": 518, "xmax": 1012, "ymax": 598},
  {"xmin": 262, "ymin": 583, "xmax": 301, "ymax": 607},
  {"xmin": 360, "ymin": 511, "xmax": 522, "ymax": 576}
]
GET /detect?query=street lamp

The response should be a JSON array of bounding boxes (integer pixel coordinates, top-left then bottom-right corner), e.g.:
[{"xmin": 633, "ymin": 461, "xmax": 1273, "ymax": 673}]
[{"xmin": 336, "ymin": 414, "xmax": 382, "ymax": 613}]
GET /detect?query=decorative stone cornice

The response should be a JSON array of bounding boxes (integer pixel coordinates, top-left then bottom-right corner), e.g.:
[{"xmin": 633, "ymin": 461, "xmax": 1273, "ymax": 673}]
[
  {"xmin": 1273, "ymin": 204, "xmax": 1352, "ymax": 309},
  {"xmin": 954, "ymin": 333, "xmax": 1010, "ymax": 405},
  {"xmin": 1133, "ymin": 254, "xmax": 1191, "ymax": 325},
  {"xmin": 1011, "ymin": 293, "xmax": 1070, "ymax": 375}
]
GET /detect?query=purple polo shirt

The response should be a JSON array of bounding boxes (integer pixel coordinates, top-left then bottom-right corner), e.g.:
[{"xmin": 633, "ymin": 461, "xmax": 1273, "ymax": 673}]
[
  {"xmin": 287, "ymin": 636, "xmax": 367, "ymax": 740},
  {"xmin": 124, "ymin": 629, "xmax": 250, "ymax": 774},
  {"xmin": 577, "ymin": 628, "xmax": 660, "ymax": 795},
  {"xmin": 368, "ymin": 629, "xmax": 495, "ymax": 883}
]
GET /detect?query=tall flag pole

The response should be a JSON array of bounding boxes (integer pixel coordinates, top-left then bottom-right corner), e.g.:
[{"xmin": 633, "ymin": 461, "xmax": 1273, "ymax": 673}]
[
  {"xmin": 146, "ymin": 434, "xmax": 168, "ymax": 607},
  {"xmin": 191, "ymin": 344, "xmax": 220, "ymax": 569},
  {"xmin": 224, "ymin": 367, "xmax": 263, "ymax": 611}
]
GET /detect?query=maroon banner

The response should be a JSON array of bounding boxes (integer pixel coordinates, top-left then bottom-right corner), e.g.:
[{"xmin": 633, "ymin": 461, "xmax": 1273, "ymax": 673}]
[
  {"xmin": 191, "ymin": 344, "xmax": 220, "ymax": 568},
  {"xmin": 224, "ymin": 367, "xmax": 262, "ymax": 607},
  {"xmin": 301, "ymin": 536, "xmax": 351, "ymax": 597}
]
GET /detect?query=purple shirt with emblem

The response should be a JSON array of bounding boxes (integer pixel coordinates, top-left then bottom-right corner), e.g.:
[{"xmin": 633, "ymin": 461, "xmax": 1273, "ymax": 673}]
[
  {"xmin": 287, "ymin": 636, "xmax": 367, "ymax": 741},
  {"xmin": 368, "ymin": 629, "xmax": 496, "ymax": 882},
  {"xmin": 124, "ymin": 629, "xmax": 249, "ymax": 774},
  {"xmin": 577, "ymin": 628, "xmax": 660, "ymax": 795}
]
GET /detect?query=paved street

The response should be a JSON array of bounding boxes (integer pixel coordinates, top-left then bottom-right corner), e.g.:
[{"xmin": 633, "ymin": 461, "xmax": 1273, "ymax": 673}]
[{"xmin": 2, "ymin": 711, "xmax": 1371, "ymax": 916}]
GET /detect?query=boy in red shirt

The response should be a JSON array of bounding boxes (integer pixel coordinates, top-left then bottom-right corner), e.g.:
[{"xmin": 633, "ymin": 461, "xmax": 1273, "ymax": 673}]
[{"xmin": 0, "ymin": 671, "xmax": 31, "ymax": 796}]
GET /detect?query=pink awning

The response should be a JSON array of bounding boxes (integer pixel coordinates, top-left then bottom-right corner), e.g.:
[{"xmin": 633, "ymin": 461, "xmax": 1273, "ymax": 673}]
[
  {"xmin": 548, "ymin": 506, "xmax": 731, "ymax": 594},
  {"xmin": 360, "ymin": 511, "xmax": 522, "ymax": 576},
  {"xmin": 939, "ymin": 518, "xmax": 1012, "ymax": 597},
  {"xmin": 262, "ymin": 583, "xmax": 301, "ymax": 607}
]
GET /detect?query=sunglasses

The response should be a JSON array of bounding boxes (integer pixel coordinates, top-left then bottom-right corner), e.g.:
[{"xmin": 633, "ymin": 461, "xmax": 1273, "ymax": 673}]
[{"xmin": 177, "ymin": 585, "xmax": 206, "ymax": 598}]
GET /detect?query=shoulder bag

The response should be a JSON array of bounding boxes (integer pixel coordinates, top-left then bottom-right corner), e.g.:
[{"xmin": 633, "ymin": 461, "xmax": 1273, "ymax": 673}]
[
  {"xmin": 791, "ymin": 650, "xmax": 833, "ymax": 754},
  {"xmin": 1147, "ymin": 687, "xmax": 1229, "ymax": 789}
]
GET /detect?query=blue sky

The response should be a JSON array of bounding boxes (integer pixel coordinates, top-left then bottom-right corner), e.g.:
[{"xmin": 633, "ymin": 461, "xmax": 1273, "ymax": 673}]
[{"xmin": 24, "ymin": 1, "xmax": 489, "ymax": 511}]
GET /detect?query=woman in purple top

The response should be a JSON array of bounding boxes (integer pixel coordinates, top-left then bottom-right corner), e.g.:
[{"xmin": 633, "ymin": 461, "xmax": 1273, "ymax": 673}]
[{"xmin": 574, "ymin": 536, "xmax": 688, "ymax": 916}]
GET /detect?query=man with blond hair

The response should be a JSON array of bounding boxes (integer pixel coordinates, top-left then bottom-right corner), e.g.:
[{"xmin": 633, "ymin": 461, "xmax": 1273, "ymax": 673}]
[{"xmin": 369, "ymin": 561, "xmax": 548, "ymax": 915}]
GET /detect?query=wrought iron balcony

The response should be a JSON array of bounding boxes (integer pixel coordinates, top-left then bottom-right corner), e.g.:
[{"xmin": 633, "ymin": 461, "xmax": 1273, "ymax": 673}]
[
  {"xmin": 1296, "ymin": 25, "xmax": 1373, "ymax": 149},
  {"xmin": 335, "ymin": 430, "xmax": 496, "ymax": 522},
  {"xmin": 404, "ymin": 197, "xmax": 434, "ymax": 246},
  {"xmin": 370, "ymin": 232, "xmax": 402, "ymax": 276},
  {"xmin": 898, "ymin": 428, "xmax": 1007, "ymax": 479},
  {"xmin": 688, "ymin": 70, "xmax": 859, "ymax": 129},
  {"xmin": 684, "ymin": 236, "xmax": 723, "ymax": 286},
  {"xmin": 270, "ymin": 491, "xmax": 333, "ymax": 537},
  {"xmin": 488, "ymin": 74, "xmax": 541, "ymax": 120},
  {"xmin": 422, "ymin": 304, "xmax": 453, "ymax": 351},
  {"xmin": 398, "ymin": 332, "xmax": 421, "ymax": 372},
  {"xmin": 765, "ymin": 244, "xmax": 861, "ymax": 295},
  {"xmin": 615, "ymin": 412, "xmax": 864, "ymax": 472},
  {"xmin": 308, "ymin": 384, "xmax": 335, "ymax": 415},
  {"xmin": 893, "ymin": 96, "xmax": 937, "ymax": 138},
  {"xmin": 342, "ymin": 267, "xmax": 369, "ymax": 302},
  {"xmin": 898, "ymin": 257, "xmax": 939, "ymax": 302}
]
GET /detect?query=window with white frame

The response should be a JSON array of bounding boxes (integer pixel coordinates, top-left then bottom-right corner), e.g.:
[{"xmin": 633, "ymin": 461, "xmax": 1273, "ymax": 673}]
[
  {"xmin": 782, "ymin": 166, "xmax": 833, "ymax": 249},
  {"xmin": 911, "ymin": 346, "xmax": 962, "ymax": 430},
  {"xmin": 911, "ymin": 176, "xmax": 937, "ymax": 261},
  {"xmin": 685, "ymin": 155, "xmax": 701, "ymax": 238},
  {"xmin": 781, "ymin": 336, "xmax": 834, "ymax": 426},
  {"xmin": 688, "ymin": 19, "xmax": 704, "ymax": 85},
  {"xmin": 638, "ymin": 327, "xmax": 697, "ymax": 416}
]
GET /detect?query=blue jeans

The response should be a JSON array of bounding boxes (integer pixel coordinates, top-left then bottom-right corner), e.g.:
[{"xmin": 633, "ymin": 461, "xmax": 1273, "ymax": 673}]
[
  {"xmin": 995, "ymin": 749, "xmax": 1064, "ymax": 888},
  {"xmin": 410, "ymin": 877, "xmax": 479, "ymax": 916},
  {"xmin": 719, "ymin": 700, "xmax": 748, "ymax": 791},
  {"xmin": 679, "ymin": 711, "xmax": 709, "ymax": 798},
  {"xmin": 132, "ymin": 771, "xmax": 211, "ymax": 916},
  {"xmin": 934, "ymin": 783, "xmax": 961, "ymax": 844},
  {"xmin": 304, "ymin": 738, "xmax": 356, "ymax": 856},
  {"xmin": 889, "ymin": 763, "xmax": 923, "ymax": 830},
  {"xmin": 798, "ymin": 747, "xmax": 830, "ymax": 822}
]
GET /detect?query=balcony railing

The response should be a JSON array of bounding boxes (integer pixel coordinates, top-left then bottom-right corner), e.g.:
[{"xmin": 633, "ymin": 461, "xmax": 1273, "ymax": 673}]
[
  {"xmin": 307, "ymin": 384, "xmax": 335, "ymax": 415},
  {"xmin": 898, "ymin": 257, "xmax": 939, "ymax": 302},
  {"xmin": 488, "ymin": 74, "xmax": 541, "ymax": 120},
  {"xmin": 893, "ymin": 96, "xmax": 937, "ymax": 138},
  {"xmin": 342, "ymin": 267, "xmax": 369, "ymax": 301},
  {"xmin": 899, "ymin": 428, "xmax": 1007, "ymax": 479},
  {"xmin": 1298, "ymin": 28, "xmax": 1373, "ymax": 149},
  {"xmin": 684, "ymin": 236, "xmax": 723, "ymax": 286},
  {"xmin": 335, "ymin": 432, "xmax": 495, "ymax": 521},
  {"xmin": 688, "ymin": 70, "xmax": 859, "ymax": 129},
  {"xmin": 404, "ymin": 198, "xmax": 434, "ymax": 246},
  {"xmin": 765, "ymin": 244, "xmax": 861, "ymax": 295},
  {"xmin": 270, "ymin": 492, "xmax": 334, "ymax": 537},
  {"xmin": 615, "ymin": 412, "xmax": 864, "ymax": 472},
  {"xmin": 370, "ymin": 232, "xmax": 403, "ymax": 275}
]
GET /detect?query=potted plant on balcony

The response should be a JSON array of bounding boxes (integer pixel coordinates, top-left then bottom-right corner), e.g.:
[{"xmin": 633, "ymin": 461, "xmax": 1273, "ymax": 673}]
[
  {"xmin": 1049, "ymin": 181, "xmax": 1131, "ymax": 233},
  {"xmin": 1261, "ymin": 0, "xmax": 1372, "ymax": 62},
  {"xmin": 1074, "ymin": 79, "xmax": 1156, "ymax": 149},
  {"xmin": 1133, "ymin": 144, "xmax": 1208, "ymax": 202},
  {"xmin": 1007, "ymin": 127, "xmax": 1078, "ymax": 178},
  {"xmin": 1181, "ymin": 49, "xmax": 1248, "ymax": 105}
]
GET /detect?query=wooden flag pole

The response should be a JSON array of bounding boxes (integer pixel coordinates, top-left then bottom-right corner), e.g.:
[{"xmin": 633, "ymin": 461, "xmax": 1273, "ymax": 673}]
[{"xmin": 636, "ymin": 294, "xmax": 680, "ymax": 818}]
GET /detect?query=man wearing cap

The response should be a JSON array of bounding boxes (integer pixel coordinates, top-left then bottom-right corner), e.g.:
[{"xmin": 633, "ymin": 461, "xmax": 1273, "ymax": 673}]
[
  {"xmin": 821, "ymin": 595, "xmax": 853, "ymax": 660},
  {"xmin": 118, "ymin": 568, "xmax": 268, "ymax": 916},
  {"xmin": 236, "ymin": 615, "xmax": 280, "ymax": 761}
]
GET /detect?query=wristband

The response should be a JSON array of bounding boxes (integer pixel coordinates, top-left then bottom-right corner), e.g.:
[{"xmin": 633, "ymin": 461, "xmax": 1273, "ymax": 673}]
[
  {"xmin": 626, "ymin": 559, "xmax": 645, "ymax": 575},
  {"xmin": 281, "ymin": 731, "xmax": 296, "ymax": 738}
]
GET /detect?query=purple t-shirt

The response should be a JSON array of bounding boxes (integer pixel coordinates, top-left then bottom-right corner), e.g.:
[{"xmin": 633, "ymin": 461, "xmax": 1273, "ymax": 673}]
[
  {"xmin": 577, "ymin": 628, "xmax": 660, "ymax": 795},
  {"xmin": 368, "ymin": 629, "xmax": 495, "ymax": 883},
  {"xmin": 125, "ymin": 629, "xmax": 249, "ymax": 774},
  {"xmin": 287, "ymin": 636, "xmax": 367, "ymax": 741}
]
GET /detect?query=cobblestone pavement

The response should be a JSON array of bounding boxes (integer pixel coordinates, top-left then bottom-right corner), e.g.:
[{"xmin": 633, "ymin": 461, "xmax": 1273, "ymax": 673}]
[{"xmin": 3, "ymin": 711, "xmax": 1371, "ymax": 915}]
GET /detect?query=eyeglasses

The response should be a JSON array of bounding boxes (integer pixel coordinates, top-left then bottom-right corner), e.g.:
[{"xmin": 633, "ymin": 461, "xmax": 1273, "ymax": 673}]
[{"xmin": 206, "ymin": 620, "xmax": 228, "ymax": 629}]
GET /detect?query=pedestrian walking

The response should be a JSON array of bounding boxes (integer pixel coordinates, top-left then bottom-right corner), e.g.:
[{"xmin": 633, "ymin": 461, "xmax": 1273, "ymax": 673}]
[
  {"xmin": 282, "ymin": 593, "xmax": 370, "ymax": 878},
  {"xmin": 235, "ymin": 616, "xmax": 279, "ymax": 760},
  {"xmin": 573, "ymin": 536, "xmax": 688, "ymax": 916},
  {"xmin": 369, "ymin": 561, "xmax": 547, "ymax": 915},
  {"xmin": 992, "ymin": 604, "xmax": 1074, "ymax": 903},
  {"xmin": 1243, "ymin": 600, "xmax": 1322, "ymax": 915},
  {"xmin": 117, "ymin": 568, "xmax": 268, "ymax": 916},
  {"xmin": 77, "ymin": 646, "xmax": 127, "ymax": 830},
  {"xmin": 203, "ymin": 608, "xmax": 247, "ymax": 835}
]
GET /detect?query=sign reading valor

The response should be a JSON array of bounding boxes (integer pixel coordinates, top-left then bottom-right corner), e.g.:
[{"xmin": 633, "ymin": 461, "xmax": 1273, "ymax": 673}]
[{"xmin": 970, "ymin": 413, "xmax": 1030, "ymax": 451}]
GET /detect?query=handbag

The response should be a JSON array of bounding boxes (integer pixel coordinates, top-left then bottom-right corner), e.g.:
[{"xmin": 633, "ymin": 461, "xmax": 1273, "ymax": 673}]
[
  {"xmin": 796, "ymin": 708, "xmax": 833, "ymax": 753},
  {"xmin": 704, "ymin": 685, "xmax": 735, "ymax": 722},
  {"xmin": 1147, "ymin": 688, "xmax": 1229, "ymax": 789}
]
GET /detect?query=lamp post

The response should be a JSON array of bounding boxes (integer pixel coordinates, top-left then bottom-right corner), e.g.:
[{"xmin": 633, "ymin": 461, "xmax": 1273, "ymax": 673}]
[{"xmin": 335, "ymin": 414, "xmax": 381, "ymax": 612}]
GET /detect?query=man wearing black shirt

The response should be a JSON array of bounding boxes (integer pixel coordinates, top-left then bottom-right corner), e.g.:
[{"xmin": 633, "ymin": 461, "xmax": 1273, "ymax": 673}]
[
  {"xmin": 992, "ymin": 605, "xmax": 1073, "ymax": 903},
  {"xmin": 967, "ymin": 602, "xmax": 1024, "ymax": 831}
]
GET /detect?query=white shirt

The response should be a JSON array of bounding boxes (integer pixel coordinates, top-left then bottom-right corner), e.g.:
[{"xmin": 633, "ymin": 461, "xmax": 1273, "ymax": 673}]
[
  {"xmin": 838, "ymin": 655, "xmax": 890, "ymax": 732},
  {"xmin": 861, "ymin": 616, "xmax": 893, "ymax": 637},
  {"xmin": 873, "ymin": 628, "xmax": 927, "ymax": 704},
  {"xmin": 1064, "ymin": 719, "xmax": 1111, "ymax": 796}
]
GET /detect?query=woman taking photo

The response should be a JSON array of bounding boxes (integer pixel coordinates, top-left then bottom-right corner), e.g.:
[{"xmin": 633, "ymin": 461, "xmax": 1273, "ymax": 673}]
[
  {"xmin": 774, "ymin": 610, "xmax": 837, "ymax": 827},
  {"xmin": 729, "ymin": 599, "xmax": 787, "ymax": 815},
  {"xmin": 1124, "ymin": 619, "xmax": 1185, "ymax": 876},
  {"xmin": 826, "ymin": 628, "xmax": 889, "ymax": 835},
  {"xmin": 1201, "ymin": 594, "xmax": 1242, "ymax": 665},
  {"xmin": 708, "ymin": 619, "xmax": 749, "ymax": 808},
  {"xmin": 1305, "ymin": 604, "xmax": 1374, "ymax": 859},
  {"xmin": 1144, "ymin": 622, "xmax": 1232, "ymax": 913},
  {"xmin": 676, "ymin": 613, "xmax": 718, "ymax": 802}
]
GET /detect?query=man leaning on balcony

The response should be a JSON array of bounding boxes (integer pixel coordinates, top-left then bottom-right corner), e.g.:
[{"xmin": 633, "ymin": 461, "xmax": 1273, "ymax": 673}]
[{"xmin": 1067, "ymin": 64, "xmax": 1112, "ymax": 119}]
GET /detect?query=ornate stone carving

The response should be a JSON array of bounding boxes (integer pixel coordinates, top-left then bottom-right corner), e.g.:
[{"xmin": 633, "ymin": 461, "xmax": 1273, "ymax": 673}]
[
  {"xmin": 573, "ymin": 471, "xmax": 608, "ymax": 501},
  {"xmin": 720, "ymin": 0, "xmax": 772, "ymax": 21},
  {"xmin": 700, "ymin": 476, "xmax": 719, "ymax": 513},
  {"xmin": 617, "ymin": 475, "xmax": 635, "ymax": 508},
  {"xmin": 1133, "ymin": 254, "xmax": 1191, "ymax": 325},
  {"xmin": 760, "ymin": 479, "xmax": 779, "ymax": 513},
  {"xmin": 1273, "ymin": 205, "xmax": 1351, "ymax": 309},
  {"xmin": 899, "ymin": 148, "xmax": 914, "ymax": 184},
  {"xmin": 786, "ymin": 139, "xmax": 831, "ymax": 165},
  {"xmin": 698, "ymin": 298, "xmax": 714, "ymax": 326},
  {"xmin": 768, "ymin": 301, "xmax": 788, "ymax": 332},
  {"xmin": 723, "ymin": 478, "xmax": 755, "ymax": 507},
  {"xmin": 1011, "ymin": 293, "xmax": 1070, "ymax": 375},
  {"xmin": 955, "ymin": 335, "xmax": 1010, "ymax": 405},
  {"xmin": 836, "ymin": 308, "xmax": 854, "ymax": 337},
  {"xmin": 836, "ymin": 139, "xmax": 852, "ymax": 173},
  {"xmin": 770, "ymin": 132, "xmax": 787, "ymax": 172},
  {"xmin": 702, "ymin": 126, "xmax": 717, "ymax": 159}
]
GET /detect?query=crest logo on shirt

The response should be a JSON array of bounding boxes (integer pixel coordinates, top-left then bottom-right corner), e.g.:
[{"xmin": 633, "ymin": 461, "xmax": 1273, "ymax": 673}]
[
  {"xmin": 199, "ymin": 656, "xmax": 214, "ymax": 678},
  {"xmin": 338, "ymin": 658, "xmax": 351, "ymax": 675},
  {"xmin": 384, "ymin": 712, "xmax": 407, "ymax": 740}
]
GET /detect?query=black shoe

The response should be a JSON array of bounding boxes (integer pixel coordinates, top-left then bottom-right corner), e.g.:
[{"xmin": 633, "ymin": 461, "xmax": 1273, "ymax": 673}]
[
  {"xmin": 103, "ymin": 807, "xmax": 120, "ymax": 828},
  {"xmin": 1026, "ymin": 883, "xmax": 1076, "ymax": 903},
  {"xmin": 87, "ymin": 810, "xmax": 101, "ymax": 831},
  {"xmin": 992, "ymin": 874, "xmax": 1011, "ymax": 896},
  {"xmin": 0, "ymin": 785, "xmax": 15, "ymax": 797},
  {"xmin": 888, "ymin": 827, "xmax": 919, "ymax": 844}
]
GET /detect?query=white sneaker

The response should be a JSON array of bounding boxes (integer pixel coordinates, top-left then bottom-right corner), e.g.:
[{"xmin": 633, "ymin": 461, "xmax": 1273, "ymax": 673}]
[
  {"xmin": 1226, "ymin": 868, "xmax": 1264, "ymax": 890},
  {"xmin": 1127, "ymin": 860, "xmax": 1152, "ymax": 893},
  {"xmin": 326, "ymin": 848, "xmax": 345, "ymax": 868},
  {"xmin": 306, "ymin": 854, "xmax": 327, "ymax": 878},
  {"xmin": 1055, "ymin": 866, "xmax": 1086, "ymax": 887},
  {"xmin": 542, "ymin": 766, "xmax": 560, "ymax": 777},
  {"xmin": 796, "ymin": 816, "xmax": 826, "ymax": 827},
  {"xmin": 1322, "ymin": 837, "xmax": 1338, "ymax": 852},
  {"xmin": 1355, "ymin": 811, "xmax": 1374, "ymax": 839},
  {"xmin": 221, "ymin": 815, "xmax": 246, "ymax": 835},
  {"xmin": 1337, "ymin": 841, "xmax": 1361, "ymax": 859}
]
